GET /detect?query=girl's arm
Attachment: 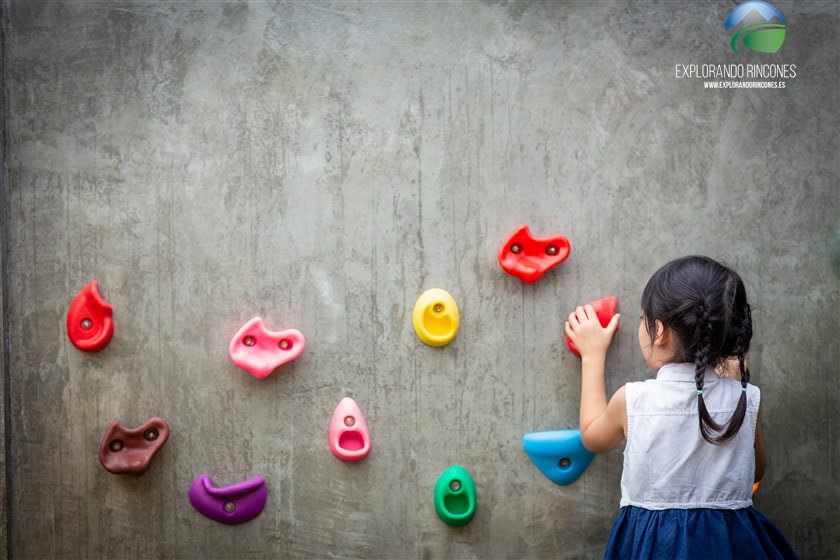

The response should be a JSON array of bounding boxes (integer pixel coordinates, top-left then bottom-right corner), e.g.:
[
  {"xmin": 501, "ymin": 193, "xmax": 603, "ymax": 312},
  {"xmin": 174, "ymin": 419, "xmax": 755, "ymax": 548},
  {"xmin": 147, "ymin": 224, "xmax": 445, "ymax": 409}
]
[
  {"xmin": 566, "ymin": 304, "xmax": 625, "ymax": 453},
  {"xmin": 754, "ymin": 408, "xmax": 767, "ymax": 482}
]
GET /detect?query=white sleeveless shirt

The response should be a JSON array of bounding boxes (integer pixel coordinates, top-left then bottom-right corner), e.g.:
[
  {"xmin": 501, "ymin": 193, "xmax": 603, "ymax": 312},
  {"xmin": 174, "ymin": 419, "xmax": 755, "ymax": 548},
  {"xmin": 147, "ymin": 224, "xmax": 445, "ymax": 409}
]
[{"xmin": 620, "ymin": 362, "xmax": 760, "ymax": 510}]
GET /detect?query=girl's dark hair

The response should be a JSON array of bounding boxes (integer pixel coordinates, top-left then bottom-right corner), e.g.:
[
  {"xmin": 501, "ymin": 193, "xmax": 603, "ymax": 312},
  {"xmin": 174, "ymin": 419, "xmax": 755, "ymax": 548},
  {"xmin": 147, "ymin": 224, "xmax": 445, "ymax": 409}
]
[{"xmin": 641, "ymin": 256, "xmax": 753, "ymax": 444}]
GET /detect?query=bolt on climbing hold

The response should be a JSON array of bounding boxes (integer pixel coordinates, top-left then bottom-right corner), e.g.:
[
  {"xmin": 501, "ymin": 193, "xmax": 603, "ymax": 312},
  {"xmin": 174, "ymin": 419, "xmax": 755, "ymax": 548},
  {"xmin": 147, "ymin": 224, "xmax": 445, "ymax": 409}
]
[
  {"xmin": 413, "ymin": 289, "xmax": 460, "ymax": 347},
  {"xmin": 523, "ymin": 430, "xmax": 596, "ymax": 486},
  {"xmin": 229, "ymin": 317, "xmax": 306, "ymax": 379},
  {"xmin": 189, "ymin": 475, "xmax": 267, "ymax": 525},
  {"xmin": 99, "ymin": 417, "xmax": 170, "ymax": 476},
  {"xmin": 434, "ymin": 466, "xmax": 476, "ymax": 527},
  {"xmin": 329, "ymin": 397, "xmax": 371, "ymax": 462},
  {"xmin": 67, "ymin": 281, "xmax": 114, "ymax": 352},
  {"xmin": 498, "ymin": 225, "xmax": 571, "ymax": 284}
]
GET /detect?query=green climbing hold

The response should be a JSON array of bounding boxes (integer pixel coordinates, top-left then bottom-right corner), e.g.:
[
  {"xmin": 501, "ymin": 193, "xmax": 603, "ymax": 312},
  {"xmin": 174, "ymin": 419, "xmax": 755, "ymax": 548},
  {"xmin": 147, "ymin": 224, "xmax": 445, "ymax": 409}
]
[{"xmin": 434, "ymin": 465, "xmax": 476, "ymax": 527}]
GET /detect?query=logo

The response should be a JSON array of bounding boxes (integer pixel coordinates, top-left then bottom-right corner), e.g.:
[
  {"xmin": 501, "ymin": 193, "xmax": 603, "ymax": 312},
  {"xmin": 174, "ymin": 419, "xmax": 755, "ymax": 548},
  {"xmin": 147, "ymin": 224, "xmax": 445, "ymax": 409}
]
[{"xmin": 725, "ymin": 1, "xmax": 786, "ymax": 56}]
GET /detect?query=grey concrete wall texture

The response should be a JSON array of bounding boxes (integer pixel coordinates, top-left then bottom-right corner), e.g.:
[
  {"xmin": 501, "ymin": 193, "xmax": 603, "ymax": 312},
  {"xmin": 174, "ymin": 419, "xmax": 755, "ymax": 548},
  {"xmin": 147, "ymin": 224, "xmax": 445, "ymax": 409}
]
[{"xmin": 1, "ymin": 1, "xmax": 838, "ymax": 558}]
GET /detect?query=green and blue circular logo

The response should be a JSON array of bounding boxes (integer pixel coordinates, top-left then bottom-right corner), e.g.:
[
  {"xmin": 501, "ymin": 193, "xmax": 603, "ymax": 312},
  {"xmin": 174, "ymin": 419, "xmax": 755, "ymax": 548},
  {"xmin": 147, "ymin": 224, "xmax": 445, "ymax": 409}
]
[{"xmin": 725, "ymin": 1, "xmax": 786, "ymax": 56}]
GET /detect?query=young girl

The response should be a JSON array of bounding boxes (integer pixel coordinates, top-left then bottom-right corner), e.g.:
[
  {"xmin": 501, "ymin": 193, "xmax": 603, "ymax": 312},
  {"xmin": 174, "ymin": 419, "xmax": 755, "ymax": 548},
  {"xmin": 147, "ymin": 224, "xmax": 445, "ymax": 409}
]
[{"xmin": 565, "ymin": 256, "xmax": 797, "ymax": 559}]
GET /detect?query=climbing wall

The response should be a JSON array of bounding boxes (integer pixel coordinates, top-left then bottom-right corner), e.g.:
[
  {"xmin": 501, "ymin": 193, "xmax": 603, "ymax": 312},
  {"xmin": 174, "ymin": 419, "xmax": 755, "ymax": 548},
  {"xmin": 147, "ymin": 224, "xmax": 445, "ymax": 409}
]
[{"xmin": 2, "ymin": 1, "xmax": 839, "ymax": 558}]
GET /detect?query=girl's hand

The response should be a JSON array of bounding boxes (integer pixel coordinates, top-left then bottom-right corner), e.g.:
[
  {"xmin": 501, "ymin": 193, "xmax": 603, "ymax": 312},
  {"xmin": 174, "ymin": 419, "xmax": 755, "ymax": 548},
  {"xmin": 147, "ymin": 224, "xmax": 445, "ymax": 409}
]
[{"xmin": 565, "ymin": 304, "xmax": 620, "ymax": 359}]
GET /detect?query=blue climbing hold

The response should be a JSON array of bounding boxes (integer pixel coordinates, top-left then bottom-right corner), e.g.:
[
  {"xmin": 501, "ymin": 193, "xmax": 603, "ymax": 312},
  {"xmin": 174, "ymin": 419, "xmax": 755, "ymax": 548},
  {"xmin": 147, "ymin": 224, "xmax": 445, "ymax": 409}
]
[{"xmin": 523, "ymin": 430, "xmax": 595, "ymax": 486}]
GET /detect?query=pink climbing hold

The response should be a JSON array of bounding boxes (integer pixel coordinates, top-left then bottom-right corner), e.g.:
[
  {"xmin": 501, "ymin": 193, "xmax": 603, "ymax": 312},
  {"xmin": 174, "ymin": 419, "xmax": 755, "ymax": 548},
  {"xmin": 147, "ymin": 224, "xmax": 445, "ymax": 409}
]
[
  {"xmin": 228, "ymin": 317, "xmax": 305, "ymax": 379},
  {"xmin": 329, "ymin": 397, "xmax": 371, "ymax": 462}
]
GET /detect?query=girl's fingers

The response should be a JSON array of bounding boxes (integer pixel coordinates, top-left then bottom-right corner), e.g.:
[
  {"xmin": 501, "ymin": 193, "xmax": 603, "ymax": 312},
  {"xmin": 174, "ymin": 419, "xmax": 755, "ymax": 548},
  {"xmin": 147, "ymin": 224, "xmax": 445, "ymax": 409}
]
[
  {"xmin": 568, "ymin": 311, "xmax": 580, "ymax": 328},
  {"xmin": 584, "ymin": 304, "xmax": 596, "ymax": 321},
  {"xmin": 606, "ymin": 313, "xmax": 620, "ymax": 333},
  {"xmin": 565, "ymin": 321, "xmax": 575, "ymax": 339},
  {"xmin": 576, "ymin": 306, "xmax": 586, "ymax": 322}
]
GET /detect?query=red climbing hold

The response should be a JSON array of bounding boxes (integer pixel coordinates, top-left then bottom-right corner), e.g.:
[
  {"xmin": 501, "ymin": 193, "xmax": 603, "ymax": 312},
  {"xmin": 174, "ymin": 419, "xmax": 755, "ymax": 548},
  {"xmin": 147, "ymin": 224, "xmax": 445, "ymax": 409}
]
[
  {"xmin": 566, "ymin": 296, "xmax": 618, "ymax": 357},
  {"xmin": 67, "ymin": 281, "xmax": 114, "ymax": 352},
  {"xmin": 498, "ymin": 224, "xmax": 571, "ymax": 284}
]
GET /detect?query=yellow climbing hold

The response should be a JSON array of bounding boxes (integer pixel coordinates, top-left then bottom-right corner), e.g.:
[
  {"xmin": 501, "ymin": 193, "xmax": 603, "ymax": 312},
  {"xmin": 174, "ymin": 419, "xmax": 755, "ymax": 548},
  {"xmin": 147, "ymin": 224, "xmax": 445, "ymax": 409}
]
[{"xmin": 413, "ymin": 289, "xmax": 459, "ymax": 347}]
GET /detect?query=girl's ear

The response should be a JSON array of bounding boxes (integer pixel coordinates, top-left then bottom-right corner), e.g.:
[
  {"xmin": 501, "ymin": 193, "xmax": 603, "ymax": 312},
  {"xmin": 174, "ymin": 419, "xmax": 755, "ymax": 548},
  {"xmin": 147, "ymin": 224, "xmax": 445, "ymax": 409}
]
[{"xmin": 654, "ymin": 320, "xmax": 670, "ymax": 347}]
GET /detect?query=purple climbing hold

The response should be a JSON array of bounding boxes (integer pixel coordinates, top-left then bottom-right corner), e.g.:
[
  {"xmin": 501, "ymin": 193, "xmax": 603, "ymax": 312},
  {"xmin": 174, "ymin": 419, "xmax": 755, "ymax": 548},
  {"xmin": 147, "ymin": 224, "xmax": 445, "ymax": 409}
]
[{"xmin": 188, "ymin": 474, "xmax": 267, "ymax": 525}]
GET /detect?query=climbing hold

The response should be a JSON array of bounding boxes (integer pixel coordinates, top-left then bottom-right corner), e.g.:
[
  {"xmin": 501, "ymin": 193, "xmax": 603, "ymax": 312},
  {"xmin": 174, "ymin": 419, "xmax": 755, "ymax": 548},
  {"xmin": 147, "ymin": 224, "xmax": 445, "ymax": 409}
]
[
  {"xmin": 188, "ymin": 474, "xmax": 267, "ymax": 525},
  {"xmin": 99, "ymin": 417, "xmax": 170, "ymax": 476},
  {"xmin": 434, "ymin": 465, "xmax": 477, "ymax": 527},
  {"xmin": 67, "ymin": 281, "xmax": 114, "ymax": 352},
  {"xmin": 498, "ymin": 225, "xmax": 571, "ymax": 284},
  {"xmin": 523, "ymin": 430, "xmax": 595, "ymax": 486},
  {"xmin": 228, "ymin": 317, "xmax": 305, "ymax": 379},
  {"xmin": 412, "ymin": 289, "xmax": 460, "ymax": 347},
  {"xmin": 753, "ymin": 481, "xmax": 760, "ymax": 495},
  {"xmin": 329, "ymin": 397, "xmax": 371, "ymax": 462},
  {"xmin": 566, "ymin": 296, "xmax": 619, "ymax": 357}
]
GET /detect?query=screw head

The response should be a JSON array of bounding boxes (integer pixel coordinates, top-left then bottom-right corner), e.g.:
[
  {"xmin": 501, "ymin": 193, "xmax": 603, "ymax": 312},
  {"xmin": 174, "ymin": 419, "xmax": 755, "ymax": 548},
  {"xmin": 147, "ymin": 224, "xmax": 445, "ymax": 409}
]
[
  {"xmin": 433, "ymin": 304, "xmax": 443, "ymax": 313},
  {"xmin": 559, "ymin": 458, "xmax": 571, "ymax": 468},
  {"xmin": 279, "ymin": 339, "xmax": 291, "ymax": 350},
  {"xmin": 344, "ymin": 416, "xmax": 355, "ymax": 427},
  {"xmin": 80, "ymin": 318, "xmax": 93, "ymax": 330},
  {"xmin": 109, "ymin": 440, "xmax": 124, "ymax": 452},
  {"xmin": 144, "ymin": 429, "xmax": 158, "ymax": 441},
  {"xmin": 546, "ymin": 246, "xmax": 557, "ymax": 256},
  {"xmin": 224, "ymin": 501, "xmax": 236, "ymax": 513},
  {"xmin": 243, "ymin": 336, "xmax": 256, "ymax": 347},
  {"xmin": 510, "ymin": 243, "xmax": 521, "ymax": 254},
  {"xmin": 449, "ymin": 480, "xmax": 461, "ymax": 492}
]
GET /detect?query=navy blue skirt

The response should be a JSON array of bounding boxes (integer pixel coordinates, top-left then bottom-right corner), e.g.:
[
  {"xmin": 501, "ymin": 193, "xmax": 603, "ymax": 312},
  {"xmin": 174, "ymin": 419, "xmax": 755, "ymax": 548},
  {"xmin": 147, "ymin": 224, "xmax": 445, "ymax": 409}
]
[{"xmin": 605, "ymin": 506, "xmax": 797, "ymax": 559}]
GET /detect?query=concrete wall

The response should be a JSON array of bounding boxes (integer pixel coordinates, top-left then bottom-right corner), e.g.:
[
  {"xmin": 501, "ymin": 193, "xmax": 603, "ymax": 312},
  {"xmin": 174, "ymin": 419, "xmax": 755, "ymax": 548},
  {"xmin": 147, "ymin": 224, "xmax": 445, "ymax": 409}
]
[{"xmin": 2, "ymin": 1, "xmax": 838, "ymax": 558}]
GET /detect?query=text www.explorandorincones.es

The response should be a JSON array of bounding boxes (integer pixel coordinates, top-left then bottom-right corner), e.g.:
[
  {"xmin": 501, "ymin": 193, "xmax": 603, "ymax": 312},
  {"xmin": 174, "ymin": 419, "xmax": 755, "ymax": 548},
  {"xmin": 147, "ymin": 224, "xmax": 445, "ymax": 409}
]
[{"xmin": 703, "ymin": 81, "xmax": 786, "ymax": 88}]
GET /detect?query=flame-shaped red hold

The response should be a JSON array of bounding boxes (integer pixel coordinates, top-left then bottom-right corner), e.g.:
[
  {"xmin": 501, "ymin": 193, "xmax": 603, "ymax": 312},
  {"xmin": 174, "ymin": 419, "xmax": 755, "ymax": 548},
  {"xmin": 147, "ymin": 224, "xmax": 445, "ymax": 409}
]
[
  {"xmin": 66, "ymin": 281, "xmax": 114, "ymax": 352},
  {"xmin": 566, "ymin": 296, "xmax": 618, "ymax": 357}
]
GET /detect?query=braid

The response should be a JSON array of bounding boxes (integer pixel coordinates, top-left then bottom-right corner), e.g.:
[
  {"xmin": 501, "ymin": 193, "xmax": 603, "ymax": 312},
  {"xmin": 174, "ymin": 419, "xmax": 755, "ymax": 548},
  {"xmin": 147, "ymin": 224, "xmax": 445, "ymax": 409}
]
[
  {"xmin": 695, "ymin": 299, "xmax": 724, "ymax": 442},
  {"xmin": 699, "ymin": 290, "xmax": 752, "ymax": 444},
  {"xmin": 737, "ymin": 333, "xmax": 749, "ymax": 389},
  {"xmin": 737, "ymin": 303, "xmax": 753, "ymax": 389},
  {"xmin": 711, "ymin": 313, "xmax": 752, "ymax": 443},
  {"xmin": 694, "ymin": 300, "xmax": 712, "ymax": 388}
]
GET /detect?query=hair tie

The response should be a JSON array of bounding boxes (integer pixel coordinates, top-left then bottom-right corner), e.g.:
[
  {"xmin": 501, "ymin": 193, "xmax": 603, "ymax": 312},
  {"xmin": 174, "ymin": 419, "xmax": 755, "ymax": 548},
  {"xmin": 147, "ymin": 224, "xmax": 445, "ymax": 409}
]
[
  {"xmin": 697, "ymin": 389, "xmax": 703, "ymax": 395},
  {"xmin": 742, "ymin": 387, "xmax": 747, "ymax": 392}
]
